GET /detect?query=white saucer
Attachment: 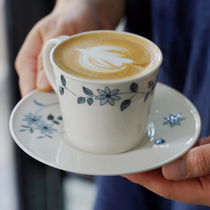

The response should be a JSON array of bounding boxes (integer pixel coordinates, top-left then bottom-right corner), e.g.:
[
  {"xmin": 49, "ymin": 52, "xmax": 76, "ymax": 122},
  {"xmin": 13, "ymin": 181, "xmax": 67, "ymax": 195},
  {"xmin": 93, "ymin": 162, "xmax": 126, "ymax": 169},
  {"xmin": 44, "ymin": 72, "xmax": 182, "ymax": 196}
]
[{"xmin": 10, "ymin": 83, "xmax": 201, "ymax": 175}]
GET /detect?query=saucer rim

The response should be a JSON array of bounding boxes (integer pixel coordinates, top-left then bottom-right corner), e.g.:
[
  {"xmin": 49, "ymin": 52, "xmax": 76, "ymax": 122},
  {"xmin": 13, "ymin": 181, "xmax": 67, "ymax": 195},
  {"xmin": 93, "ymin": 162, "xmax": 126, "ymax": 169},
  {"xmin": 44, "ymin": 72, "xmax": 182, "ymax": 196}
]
[{"xmin": 9, "ymin": 83, "xmax": 201, "ymax": 175}]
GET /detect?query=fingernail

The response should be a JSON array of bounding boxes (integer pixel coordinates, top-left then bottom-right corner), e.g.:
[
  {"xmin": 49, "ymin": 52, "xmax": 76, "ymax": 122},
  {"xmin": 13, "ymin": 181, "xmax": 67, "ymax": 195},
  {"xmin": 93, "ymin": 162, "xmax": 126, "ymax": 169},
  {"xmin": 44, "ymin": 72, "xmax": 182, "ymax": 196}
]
[
  {"xmin": 37, "ymin": 70, "xmax": 51, "ymax": 90},
  {"xmin": 163, "ymin": 158, "xmax": 187, "ymax": 180}
]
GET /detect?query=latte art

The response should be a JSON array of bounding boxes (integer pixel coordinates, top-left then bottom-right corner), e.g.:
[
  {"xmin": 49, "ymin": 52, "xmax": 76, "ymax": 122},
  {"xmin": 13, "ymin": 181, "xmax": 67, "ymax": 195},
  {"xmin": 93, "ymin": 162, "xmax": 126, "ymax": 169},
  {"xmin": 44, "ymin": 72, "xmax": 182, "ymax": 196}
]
[
  {"xmin": 77, "ymin": 46, "xmax": 133, "ymax": 73},
  {"xmin": 53, "ymin": 32, "xmax": 160, "ymax": 81}
]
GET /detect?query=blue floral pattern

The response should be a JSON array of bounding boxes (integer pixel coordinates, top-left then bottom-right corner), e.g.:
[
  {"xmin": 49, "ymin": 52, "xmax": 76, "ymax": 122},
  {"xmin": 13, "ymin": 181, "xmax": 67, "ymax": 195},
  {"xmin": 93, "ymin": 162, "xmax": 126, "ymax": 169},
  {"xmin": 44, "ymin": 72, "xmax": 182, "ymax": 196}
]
[
  {"xmin": 19, "ymin": 100, "xmax": 62, "ymax": 139},
  {"xmin": 95, "ymin": 87, "xmax": 121, "ymax": 106},
  {"xmin": 23, "ymin": 113, "xmax": 42, "ymax": 125},
  {"xmin": 36, "ymin": 121, "xmax": 56, "ymax": 134},
  {"xmin": 57, "ymin": 74, "xmax": 158, "ymax": 111},
  {"xmin": 155, "ymin": 139, "xmax": 166, "ymax": 145},
  {"xmin": 163, "ymin": 113, "xmax": 186, "ymax": 127}
]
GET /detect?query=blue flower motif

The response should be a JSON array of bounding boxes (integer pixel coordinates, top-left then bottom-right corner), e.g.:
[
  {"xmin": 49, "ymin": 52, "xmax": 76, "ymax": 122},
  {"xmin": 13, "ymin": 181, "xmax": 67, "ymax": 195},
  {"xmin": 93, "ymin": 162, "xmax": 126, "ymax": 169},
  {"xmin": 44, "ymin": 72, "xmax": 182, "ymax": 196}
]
[
  {"xmin": 95, "ymin": 86, "xmax": 121, "ymax": 106},
  {"xmin": 23, "ymin": 113, "xmax": 42, "ymax": 126},
  {"xmin": 36, "ymin": 121, "xmax": 57, "ymax": 134},
  {"xmin": 163, "ymin": 113, "xmax": 186, "ymax": 127}
]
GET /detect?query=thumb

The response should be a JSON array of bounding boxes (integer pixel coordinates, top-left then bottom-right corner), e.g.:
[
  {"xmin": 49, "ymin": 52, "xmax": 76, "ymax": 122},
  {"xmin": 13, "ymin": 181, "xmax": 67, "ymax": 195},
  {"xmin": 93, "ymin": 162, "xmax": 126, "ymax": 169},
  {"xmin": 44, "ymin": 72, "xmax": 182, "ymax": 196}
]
[{"xmin": 162, "ymin": 143, "xmax": 210, "ymax": 180}]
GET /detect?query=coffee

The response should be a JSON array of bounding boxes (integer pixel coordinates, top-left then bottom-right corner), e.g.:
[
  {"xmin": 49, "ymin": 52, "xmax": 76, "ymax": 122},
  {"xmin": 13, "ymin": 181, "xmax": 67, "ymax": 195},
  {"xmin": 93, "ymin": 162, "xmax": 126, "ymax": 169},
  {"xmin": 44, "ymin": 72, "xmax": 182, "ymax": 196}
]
[
  {"xmin": 43, "ymin": 31, "xmax": 162, "ymax": 154},
  {"xmin": 53, "ymin": 32, "xmax": 160, "ymax": 81}
]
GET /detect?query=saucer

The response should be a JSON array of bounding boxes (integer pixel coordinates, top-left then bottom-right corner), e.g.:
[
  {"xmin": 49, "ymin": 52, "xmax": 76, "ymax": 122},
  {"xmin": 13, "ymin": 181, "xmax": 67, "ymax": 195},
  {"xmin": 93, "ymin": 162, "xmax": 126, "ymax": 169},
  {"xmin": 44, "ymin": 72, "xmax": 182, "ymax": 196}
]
[{"xmin": 9, "ymin": 83, "xmax": 201, "ymax": 175}]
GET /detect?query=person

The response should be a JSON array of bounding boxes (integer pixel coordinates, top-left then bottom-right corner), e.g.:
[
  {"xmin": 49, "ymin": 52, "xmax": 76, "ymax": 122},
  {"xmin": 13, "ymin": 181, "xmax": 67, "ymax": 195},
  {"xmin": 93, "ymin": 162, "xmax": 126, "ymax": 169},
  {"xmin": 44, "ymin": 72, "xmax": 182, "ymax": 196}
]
[{"xmin": 15, "ymin": 0, "xmax": 210, "ymax": 209}]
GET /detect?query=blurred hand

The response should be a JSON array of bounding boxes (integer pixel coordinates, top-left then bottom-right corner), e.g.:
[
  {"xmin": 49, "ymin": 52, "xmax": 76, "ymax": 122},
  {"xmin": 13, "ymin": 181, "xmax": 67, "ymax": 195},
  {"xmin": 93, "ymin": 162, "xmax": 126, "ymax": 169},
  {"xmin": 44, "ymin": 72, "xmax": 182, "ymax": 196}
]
[
  {"xmin": 123, "ymin": 136, "xmax": 210, "ymax": 206},
  {"xmin": 15, "ymin": 0, "xmax": 125, "ymax": 97}
]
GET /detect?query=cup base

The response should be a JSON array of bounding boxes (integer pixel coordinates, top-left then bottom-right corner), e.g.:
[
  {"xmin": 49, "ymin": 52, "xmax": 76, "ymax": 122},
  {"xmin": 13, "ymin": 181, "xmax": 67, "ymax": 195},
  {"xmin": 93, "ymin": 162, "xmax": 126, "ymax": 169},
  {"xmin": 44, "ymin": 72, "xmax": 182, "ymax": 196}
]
[{"xmin": 62, "ymin": 122, "xmax": 155, "ymax": 155}]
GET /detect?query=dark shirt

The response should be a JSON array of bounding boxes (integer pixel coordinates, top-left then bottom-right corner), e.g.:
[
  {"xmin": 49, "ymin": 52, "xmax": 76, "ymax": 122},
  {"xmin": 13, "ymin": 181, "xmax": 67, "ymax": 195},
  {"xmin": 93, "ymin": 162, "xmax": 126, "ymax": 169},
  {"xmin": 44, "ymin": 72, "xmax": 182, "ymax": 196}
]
[
  {"xmin": 126, "ymin": 0, "xmax": 210, "ymax": 137},
  {"xmin": 94, "ymin": 1, "xmax": 210, "ymax": 210}
]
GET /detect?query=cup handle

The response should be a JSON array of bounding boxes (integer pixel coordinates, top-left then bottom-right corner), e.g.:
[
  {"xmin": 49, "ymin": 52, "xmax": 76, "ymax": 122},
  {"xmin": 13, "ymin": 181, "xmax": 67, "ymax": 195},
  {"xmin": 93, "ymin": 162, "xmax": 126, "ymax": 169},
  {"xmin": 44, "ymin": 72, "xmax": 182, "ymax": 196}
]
[{"xmin": 43, "ymin": 35, "xmax": 69, "ymax": 93}]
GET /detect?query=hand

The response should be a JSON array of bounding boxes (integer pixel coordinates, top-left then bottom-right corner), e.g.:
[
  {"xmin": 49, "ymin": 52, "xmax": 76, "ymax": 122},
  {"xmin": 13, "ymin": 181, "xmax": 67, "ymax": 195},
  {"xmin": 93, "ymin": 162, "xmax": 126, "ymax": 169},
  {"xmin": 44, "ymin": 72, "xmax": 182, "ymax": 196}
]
[
  {"xmin": 15, "ymin": 0, "xmax": 125, "ymax": 97},
  {"xmin": 123, "ymin": 136, "xmax": 210, "ymax": 206}
]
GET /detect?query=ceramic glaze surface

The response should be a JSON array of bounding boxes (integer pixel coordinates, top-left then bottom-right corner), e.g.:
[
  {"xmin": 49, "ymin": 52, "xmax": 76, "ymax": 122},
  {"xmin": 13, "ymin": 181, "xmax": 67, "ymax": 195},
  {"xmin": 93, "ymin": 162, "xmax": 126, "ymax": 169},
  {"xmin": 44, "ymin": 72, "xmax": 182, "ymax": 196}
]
[
  {"xmin": 44, "ymin": 32, "xmax": 162, "ymax": 154},
  {"xmin": 10, "ymin": 83, "xmax": 201, "ymax": 175}
]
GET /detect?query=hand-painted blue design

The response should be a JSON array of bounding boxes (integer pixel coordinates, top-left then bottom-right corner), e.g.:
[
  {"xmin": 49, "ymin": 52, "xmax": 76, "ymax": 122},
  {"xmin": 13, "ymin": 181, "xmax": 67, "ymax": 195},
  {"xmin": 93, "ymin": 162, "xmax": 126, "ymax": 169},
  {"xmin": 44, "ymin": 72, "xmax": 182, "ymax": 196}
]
[
  {"xmin": 144, "ymin": 91, "xmax": 150, "ymax": 102},
  {"xmin": 148, "ymin": 81, "xmax": 154, "ymax": 88},
  {"xmin": 47, "ymin": 114, "xmax": 62, "ymax": 125},
  {"xmin": 155, "ymin": 139, "xmax": 166, "ymax": 145},
  {"xmin": 19, "ymin": 125, "xmax": 35, "ymax": 134},
  {"xmin": 61, "ymin": 75, "xmax": 66, "ymax": 87},
  {"xmin": 95, "ymin": 87, "xmax": 121, "ymax": 106},
  {"xmin": 130, "ymin": 82, "xmax": 138, "ymax": 92},
  {"xmin": 120, "ymin": 99, "xmax": 131, "ymax": 111},
  {"xmin": 144, "ymin": 79, "xmax": 157, "ymax": 101},
  {"xmin": 59, "ymin": 86, "xmax": 64, "ymax": 95},
  {"xmin": 23, "ymin": 113, "xmax": 42, "ymax": 125},
  {"xmin": 83, "ymin": 87, "xmax": 93, "ymax": 95},
  {"xmin": 87, "ymin": 98, "xmax": 94, "ymax": 106},
  {"xmin": 57, "ymin": 74, "xmax": 158, "ymax": 111},
  {"xmin": 77, "ymin": 97, "xmax": 86, "ymax": 104},
  {"xmin": 19, "ymin": 100, "xmax": 62, "ymax": 139},
  {"xmin": 36, "ymin": 121, "xmax": 57, "ymax": 135},
  {"xmin": 163, "ymin": 113, "xmax": 186, "ymax": 127}
]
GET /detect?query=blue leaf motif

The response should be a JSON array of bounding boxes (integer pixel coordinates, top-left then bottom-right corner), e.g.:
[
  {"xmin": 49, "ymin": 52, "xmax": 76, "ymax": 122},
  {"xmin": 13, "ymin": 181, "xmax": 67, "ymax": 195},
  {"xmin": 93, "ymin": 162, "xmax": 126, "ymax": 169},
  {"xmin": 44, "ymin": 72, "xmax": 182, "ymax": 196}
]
[
  {"xmin": 53, "ymin": 120, "xmax": 59, "ymax": 125},
  {"xmin": 46, "ymin": 134, "xmax": 53, "ymax": 138},
  {"xmin": 83, "ymin": 87, "xmax": 93, "ymax": 95},
  {"xmin": 37, "ymin": 136, "xmax": 44, "ymax": 139},
  {"xmin": 21, "ymin": 125, "xmax": 31, "ymax": 128},
  {"xmin": 121, "ymin": 100, "xmax": 131, "ymax": 111},
  {"xmin": 61, "ymin": 75, "xmax": 66, "ymax": 86},
  {"xmin": 78, "ymin": 97, "xmax": 86, "ymax": 104},
  {"xmin": 144, "ymin": 91, "xmax": 150, "ymax": 102},
  {"xmin": 57, "ymin": 116, "xmax": 63, "ymax": 120},
  {"xmin": 155, "ymin": 139, "xmax": 166, "ymax": 145},
  {"xmin": 87, "ymin": 98, "xmax": 94, "ymax": 106},
  {"xmin": 130, "ymin": 83, "xmax": 138, "ymax": 92},
  {"xmin": 148, "ymin": 81, "xmax": 153, "ymax": 88},
  {"xmin": 59, "ymin": 86, "xmax": 64, "ymax": 95},
  {"xmin": 34, "ymin": 100, "xmax": 45, "ymax": 106},
  {"xmin": 47, "ymin": 114, "xmax": 54, "ymax": 120}
]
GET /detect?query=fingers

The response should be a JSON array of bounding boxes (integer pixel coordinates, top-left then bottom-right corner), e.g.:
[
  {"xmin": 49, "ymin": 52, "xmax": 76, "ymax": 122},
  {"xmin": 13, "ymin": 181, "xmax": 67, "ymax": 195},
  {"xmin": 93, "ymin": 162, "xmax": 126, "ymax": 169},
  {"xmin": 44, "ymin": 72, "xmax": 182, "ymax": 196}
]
[
  {"xmin": 163, "ymin": 136, "xmax": 210, "ymax": 180},
  {"xmin": 122, "ymin": 137, "xmax": 210, "ymax": 205},
  {"xmin": 15, "ymin": 25, "xmax": 43, "ymax": 97},
  {"xmin": 36, "ymin": 49, "xmax": 52, "ymax": 91},
  {"xmin": 35, "ymin": 16, "xmax": 77, "ymax": 91},
  {"xmin": 15, "ymin": 0, "xmax": 122, "ymax": 97},
  {"xmin": 123, "ymin": 169, "xmax": 210, "ymax": 205}
]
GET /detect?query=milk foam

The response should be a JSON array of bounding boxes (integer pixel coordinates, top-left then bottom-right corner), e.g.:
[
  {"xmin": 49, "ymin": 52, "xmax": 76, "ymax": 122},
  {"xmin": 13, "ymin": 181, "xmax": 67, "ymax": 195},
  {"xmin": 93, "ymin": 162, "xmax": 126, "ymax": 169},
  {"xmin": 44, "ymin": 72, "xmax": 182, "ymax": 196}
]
[
  {"xmin": 53, "ymin": 32, "xmax": 160, "ymax": 81},
  {"xmin": 76, "ymin": 46, "xmax": 134, "ymax": 72}
]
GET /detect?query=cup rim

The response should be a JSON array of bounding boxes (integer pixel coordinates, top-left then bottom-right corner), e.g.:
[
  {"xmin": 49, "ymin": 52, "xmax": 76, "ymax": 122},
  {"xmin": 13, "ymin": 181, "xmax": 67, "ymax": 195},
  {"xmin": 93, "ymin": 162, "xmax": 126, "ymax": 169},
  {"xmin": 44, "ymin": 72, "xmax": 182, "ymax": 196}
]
[{"xmin": 50, "ymin": 30, "xmax": 163, "ymax": 84}]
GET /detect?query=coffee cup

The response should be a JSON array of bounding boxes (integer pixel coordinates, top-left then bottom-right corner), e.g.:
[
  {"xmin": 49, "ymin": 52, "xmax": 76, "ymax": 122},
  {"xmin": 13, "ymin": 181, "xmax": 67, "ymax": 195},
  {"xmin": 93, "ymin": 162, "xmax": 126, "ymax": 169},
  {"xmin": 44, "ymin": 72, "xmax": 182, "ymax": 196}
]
[{"xmin": 43, "ymin": 30, "xmax": 162, "ymax": 154}]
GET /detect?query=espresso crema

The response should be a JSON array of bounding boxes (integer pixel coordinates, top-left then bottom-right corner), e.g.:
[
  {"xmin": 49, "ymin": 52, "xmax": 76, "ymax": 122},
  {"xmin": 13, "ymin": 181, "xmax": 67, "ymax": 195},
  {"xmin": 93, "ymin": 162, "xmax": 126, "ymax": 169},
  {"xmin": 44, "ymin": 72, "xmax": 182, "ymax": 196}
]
[{"xmin": 53, "ymin": 32, "xmax": 160, "ymax": 80}]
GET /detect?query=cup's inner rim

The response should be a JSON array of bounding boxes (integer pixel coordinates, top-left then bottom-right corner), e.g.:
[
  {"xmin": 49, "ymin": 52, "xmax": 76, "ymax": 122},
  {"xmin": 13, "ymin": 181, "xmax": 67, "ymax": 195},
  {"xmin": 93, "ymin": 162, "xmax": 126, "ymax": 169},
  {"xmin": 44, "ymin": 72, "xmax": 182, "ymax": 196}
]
[{"xmin": 50, "ymin": 30, "xmax": 163, "ymax": 84}]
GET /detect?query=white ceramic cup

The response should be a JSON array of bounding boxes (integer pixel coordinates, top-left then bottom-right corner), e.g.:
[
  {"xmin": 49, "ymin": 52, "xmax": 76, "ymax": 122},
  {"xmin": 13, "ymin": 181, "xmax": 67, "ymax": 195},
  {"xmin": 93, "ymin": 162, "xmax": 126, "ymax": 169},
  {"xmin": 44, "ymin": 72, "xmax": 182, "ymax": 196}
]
[{"xmin": 43, "ymin": 31, "xmax": 162, "ymax": 154}]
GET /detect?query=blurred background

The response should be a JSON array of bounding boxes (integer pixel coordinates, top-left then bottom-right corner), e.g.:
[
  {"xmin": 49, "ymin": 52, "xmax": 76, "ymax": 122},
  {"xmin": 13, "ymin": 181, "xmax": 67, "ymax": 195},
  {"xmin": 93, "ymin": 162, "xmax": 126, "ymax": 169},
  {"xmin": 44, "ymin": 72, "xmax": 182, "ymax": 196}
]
[{"xmin": 1, "ymin": 0, "xmax": 125, "ymax": 209}]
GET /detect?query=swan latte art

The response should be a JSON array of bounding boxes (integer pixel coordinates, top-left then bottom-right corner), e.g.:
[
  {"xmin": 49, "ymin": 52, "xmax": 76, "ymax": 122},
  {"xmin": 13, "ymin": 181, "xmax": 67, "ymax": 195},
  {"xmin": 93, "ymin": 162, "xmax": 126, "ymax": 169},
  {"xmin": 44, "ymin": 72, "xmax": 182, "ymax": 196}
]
[{"xmin": 53, "ymin": 32, "xmax": 161, "ymax": 81}]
